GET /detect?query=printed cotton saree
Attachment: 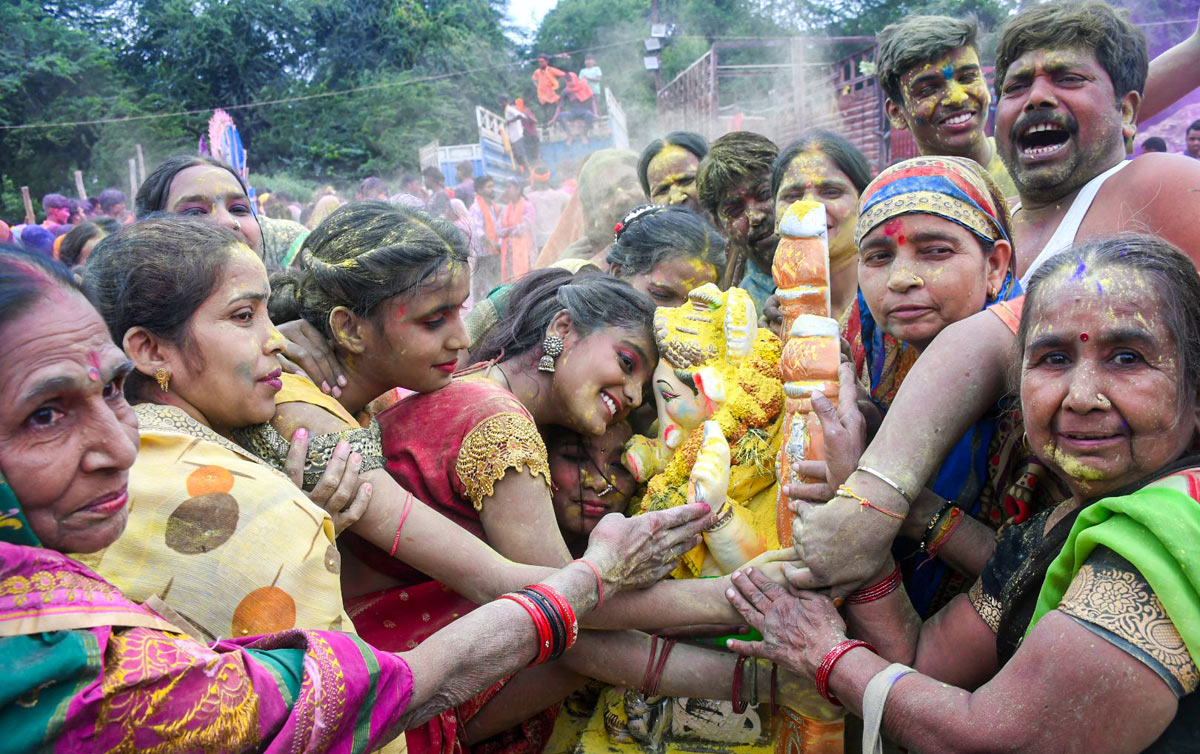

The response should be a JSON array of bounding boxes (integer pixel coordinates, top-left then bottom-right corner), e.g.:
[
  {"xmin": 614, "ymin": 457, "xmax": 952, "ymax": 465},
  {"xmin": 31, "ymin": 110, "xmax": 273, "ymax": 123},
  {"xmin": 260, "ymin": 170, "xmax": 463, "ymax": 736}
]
[{"xmin": 72, "ymin": 403, "xmax": 350, "ymax": 642}]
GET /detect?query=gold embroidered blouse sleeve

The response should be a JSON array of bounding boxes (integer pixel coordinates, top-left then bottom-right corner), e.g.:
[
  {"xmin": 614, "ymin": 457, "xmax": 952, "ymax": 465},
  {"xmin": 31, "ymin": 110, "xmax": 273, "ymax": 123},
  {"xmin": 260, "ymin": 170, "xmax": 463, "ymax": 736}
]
[
  {"xmin": 455, "ymin": 412, "xmax": 551, "ymax": 511},
  {"xmin": 968, "ymin": 577, "xmax": 1002, "ymax": 634},
  {"xmin": 1058, "ymin": 553, "xmax": 1199, "ymax": 695}
]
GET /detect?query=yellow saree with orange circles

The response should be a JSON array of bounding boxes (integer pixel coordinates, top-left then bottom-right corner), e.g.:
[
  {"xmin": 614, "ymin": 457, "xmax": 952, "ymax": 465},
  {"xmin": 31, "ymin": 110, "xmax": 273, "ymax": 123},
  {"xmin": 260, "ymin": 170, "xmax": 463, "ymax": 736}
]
[{"xmin": 71, "ymin": 403, "xmax": 350, "ymax": 642}]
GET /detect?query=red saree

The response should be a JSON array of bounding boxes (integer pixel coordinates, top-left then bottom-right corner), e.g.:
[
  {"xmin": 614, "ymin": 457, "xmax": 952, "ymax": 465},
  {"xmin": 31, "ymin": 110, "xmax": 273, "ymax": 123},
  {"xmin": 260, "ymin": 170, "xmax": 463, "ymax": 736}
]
[{"xmin": 346, "ymin": 375, "xmax": 555, "ymax": 754}]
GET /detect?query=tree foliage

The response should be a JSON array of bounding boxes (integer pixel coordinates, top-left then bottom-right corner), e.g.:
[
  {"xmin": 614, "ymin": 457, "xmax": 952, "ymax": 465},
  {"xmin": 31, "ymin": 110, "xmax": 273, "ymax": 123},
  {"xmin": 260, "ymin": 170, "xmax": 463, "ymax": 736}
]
[{"xmin": 0, "ymin": 0, "xmax": 519, "ymax": 223}]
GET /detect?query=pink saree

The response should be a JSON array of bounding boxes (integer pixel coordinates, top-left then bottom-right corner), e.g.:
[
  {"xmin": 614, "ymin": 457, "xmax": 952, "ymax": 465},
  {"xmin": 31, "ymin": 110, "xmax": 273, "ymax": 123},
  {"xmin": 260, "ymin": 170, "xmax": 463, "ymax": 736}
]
[{"xmin": 0, "ymin": 541, "xmax": 414, "ymax": 754}]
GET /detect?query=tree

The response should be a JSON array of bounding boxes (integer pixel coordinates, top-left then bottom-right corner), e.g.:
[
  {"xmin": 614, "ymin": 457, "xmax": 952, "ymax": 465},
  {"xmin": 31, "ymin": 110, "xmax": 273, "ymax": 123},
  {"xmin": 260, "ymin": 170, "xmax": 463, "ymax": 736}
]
[{"xmin": 0, "ymin": 1, "xmax": 131, "ymax": 219}]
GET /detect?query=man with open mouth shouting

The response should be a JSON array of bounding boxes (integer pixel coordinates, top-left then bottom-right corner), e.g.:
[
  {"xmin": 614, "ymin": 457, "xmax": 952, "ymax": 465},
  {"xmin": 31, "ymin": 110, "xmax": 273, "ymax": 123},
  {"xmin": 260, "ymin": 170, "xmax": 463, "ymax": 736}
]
[
  {"xmin": 991, "ymin": 0, "xmax": 1200, "ymax": 282},
  {"xmin": 876, "ymin": 4, "xmax": 1200, "ymax": 252}
]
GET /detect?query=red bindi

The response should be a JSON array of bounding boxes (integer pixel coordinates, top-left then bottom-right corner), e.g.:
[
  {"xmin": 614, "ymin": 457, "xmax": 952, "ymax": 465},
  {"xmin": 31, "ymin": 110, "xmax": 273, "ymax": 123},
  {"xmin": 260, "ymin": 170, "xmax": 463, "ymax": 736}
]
[
  {"xmin": 1079, "ymin": 333, "xmax": 1089, "ymax": 342},
  {"xmin": 882, "ymin": 219, "xmax": 906, "ymax": 245}
]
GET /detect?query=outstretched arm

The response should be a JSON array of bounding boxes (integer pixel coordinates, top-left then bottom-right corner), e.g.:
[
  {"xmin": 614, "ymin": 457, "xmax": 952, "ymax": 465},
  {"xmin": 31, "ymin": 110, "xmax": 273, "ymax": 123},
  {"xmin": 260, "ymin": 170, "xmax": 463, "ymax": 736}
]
[
  {"xmin": 787, "ymin": 310, "xmax": 1015, "ymax": 592},
  {"xmin": 1139, "ymin": 10, "xmax": 1200, "ymax": 122}
]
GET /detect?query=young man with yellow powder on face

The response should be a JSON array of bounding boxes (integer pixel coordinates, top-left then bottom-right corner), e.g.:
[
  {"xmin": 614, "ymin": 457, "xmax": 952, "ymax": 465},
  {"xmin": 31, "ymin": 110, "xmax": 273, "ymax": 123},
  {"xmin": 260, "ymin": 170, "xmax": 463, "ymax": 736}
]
[{"xmin": 875, "ymin": 16, "xmax": 1018, "ymax": 199}]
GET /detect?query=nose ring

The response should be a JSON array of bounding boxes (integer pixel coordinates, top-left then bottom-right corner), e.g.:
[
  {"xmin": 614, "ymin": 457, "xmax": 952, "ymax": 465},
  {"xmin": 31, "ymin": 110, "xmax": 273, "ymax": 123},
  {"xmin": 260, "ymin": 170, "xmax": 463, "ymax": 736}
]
[
  {"xmin": 232, "ymin": 219, "xmax": 241, "ymax": 231},
  {"xmin": 599, "ymin": 482, "xmax": 616, "ymax": 497},
  {"xmin": 1096, "ymin": 392, "xmax": 1112, "ymax": 408}
]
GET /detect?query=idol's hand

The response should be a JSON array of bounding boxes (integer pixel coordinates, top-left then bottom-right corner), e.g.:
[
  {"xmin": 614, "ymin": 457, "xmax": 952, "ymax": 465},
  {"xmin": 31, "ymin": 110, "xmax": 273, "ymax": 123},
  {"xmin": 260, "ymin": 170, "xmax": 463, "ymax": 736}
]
[
  {"xmin": 688, "ymin": 422, "xmax": 730, "ymax": 509},
  {"xmin": 277, "ymin": 318, "xmax": 346, "ymax": 397},
  {"xmin": 740, "ymin": 547, "xmax": 806, "ymax": 587},
  {"xmin": 725, "ymin": 567, "xmax": 847, "ymax": 679},
  {"xmin": 582, "ymin": 502, "xmax": 713, "ymax": 595},
  {"xmin": 622, "ymin": 434, "xmax": 669, "ymax": 483}
]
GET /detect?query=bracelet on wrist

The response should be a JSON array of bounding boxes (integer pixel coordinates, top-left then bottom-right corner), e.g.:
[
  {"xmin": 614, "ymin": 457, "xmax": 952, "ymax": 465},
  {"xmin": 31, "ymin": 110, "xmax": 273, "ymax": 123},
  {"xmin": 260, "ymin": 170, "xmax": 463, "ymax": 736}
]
[
  {"xmin": 815, "ymin": 639, "xmax": 876, "ymax": 706},
  {"xmin": 705, "ymin": 501, "xmax": 735, "ymax": 531},
  {"xmin": 571, "ymin": 558, "xmax": 604, "ymax": 607},
  {"xmin": 925, "ymin": 507, "xmax": 965, "ymax": 558},
  {"xmin": 854, "ymin": 465, "xmax": 914, "ymax": 505},
  {"xmin": 499, "ymin": 582, "xmax": 579, "ymax": 666},
  {"xmin": 847, "ymin": 563, "xmax": 902, "ymax": 605},
  {"xmin": 835, "ymin": 485, "xmax": 906, "ymax": 521},
  {"xmin": 919, "ymin": 500, "xmax": 957, "ymax": 554}
]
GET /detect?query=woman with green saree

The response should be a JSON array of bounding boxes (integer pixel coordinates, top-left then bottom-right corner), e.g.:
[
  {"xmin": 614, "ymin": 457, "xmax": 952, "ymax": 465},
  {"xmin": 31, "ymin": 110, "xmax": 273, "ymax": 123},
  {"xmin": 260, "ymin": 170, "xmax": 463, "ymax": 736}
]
[
  {"xmin": 0, "ymin": 244, "xmax": 702, "ymax": 752},
  {"xmin": 727, "ymin": 235, "xmax": 1198, "ymax": 752}
]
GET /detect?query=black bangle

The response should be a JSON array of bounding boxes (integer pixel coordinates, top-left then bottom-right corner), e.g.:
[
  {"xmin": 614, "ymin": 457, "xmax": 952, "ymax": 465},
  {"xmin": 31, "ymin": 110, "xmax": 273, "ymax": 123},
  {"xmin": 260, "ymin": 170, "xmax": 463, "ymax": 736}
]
[
  {"xmin": 521, "ymin": 587, "xmax": 567, "ymax": 660},
  {"xmin": 920, "ymin": 500, "xmax": 957, "ymax": 555}
]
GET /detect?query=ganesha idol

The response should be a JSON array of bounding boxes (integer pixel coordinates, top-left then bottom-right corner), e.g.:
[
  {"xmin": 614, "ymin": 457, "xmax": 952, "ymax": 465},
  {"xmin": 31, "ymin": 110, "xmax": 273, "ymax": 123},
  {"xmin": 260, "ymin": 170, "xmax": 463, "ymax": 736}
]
[
  {"xmin": 623, "ymin": 283, "xmax": 783, "ymax": 578},
  {"xmin": 591, "ymin": 284, "xmax": 842, "ymax": 754}
]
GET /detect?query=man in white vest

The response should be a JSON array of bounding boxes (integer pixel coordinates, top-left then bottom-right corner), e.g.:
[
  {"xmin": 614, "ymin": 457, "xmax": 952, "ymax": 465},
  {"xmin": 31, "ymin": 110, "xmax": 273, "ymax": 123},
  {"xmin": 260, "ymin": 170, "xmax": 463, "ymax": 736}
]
[{"xmin": 992, "ymin": 0, "xmax": 1200, "ymax": 282}]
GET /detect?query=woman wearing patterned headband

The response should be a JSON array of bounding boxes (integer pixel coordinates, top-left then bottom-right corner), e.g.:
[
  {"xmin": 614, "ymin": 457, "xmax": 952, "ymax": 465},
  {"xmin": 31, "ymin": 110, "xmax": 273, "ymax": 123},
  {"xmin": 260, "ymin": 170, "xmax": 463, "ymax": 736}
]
[{"xmin": 790, "ymin": 156, "xmax": 1068, "ymax": 617}]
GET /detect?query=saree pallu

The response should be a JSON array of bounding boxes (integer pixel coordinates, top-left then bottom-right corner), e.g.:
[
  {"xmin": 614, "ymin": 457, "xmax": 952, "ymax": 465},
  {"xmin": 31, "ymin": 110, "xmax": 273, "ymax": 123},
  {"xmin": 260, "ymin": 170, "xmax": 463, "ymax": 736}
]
[
  {"xmin": 967, "ymin": 461, "xmax": 1200, "ymax": 751},
  {"xmin": 0, "ymin": 541, "xmax": 413, "ymax": 754},
  {"xmin": 72, "ymin": 403, "xmax": 350, "ymax": 642}
]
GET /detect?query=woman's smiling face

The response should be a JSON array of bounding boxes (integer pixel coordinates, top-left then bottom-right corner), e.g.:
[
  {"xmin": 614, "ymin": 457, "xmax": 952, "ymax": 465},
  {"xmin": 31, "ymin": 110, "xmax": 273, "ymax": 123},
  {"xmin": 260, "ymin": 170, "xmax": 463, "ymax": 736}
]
[
  {"xmin": 550, "ymin": 321, "xmax": 654, "ymax": 436},
  {"xmin": 1021, "ymin": 267, "xmax": 1200, "ymax": 499}
]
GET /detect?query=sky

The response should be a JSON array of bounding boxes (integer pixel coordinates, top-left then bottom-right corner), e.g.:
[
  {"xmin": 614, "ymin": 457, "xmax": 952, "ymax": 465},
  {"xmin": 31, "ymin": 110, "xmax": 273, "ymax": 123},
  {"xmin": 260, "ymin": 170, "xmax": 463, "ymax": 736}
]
[{"xmin": 505, "ymin": 0, "xmax": 559, "ymax": 40}]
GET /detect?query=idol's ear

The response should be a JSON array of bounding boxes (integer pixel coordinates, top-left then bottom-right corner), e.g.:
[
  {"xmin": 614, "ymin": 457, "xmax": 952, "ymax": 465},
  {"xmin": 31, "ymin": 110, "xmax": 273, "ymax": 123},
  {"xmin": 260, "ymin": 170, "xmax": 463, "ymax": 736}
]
[{"xmin": 693, "ymin": 366, "xmax": 726, "ymax": 412}]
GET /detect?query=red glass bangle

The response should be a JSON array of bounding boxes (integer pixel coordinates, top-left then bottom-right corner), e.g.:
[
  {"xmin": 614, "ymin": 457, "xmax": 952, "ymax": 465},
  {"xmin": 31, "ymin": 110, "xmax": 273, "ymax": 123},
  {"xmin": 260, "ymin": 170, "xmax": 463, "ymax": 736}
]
[
  {"xmin": 814, "ymin": 639, "xmax": 875, "ymax": 706},
  {"xmin": 847, "ymin": 564, "xmax": 902, "ymax": 605},
  {"xmin": 526, "ymin": 583, "xmax": 578, "ymax": 651},
  {"xmin": 571, "ymin": 558, "xmax": 604, "ymax": 607},
  {"xmin": 641, "ymin": 635, "xmax": 662, "ymax": 695},
  {"xmin": 642, "ymin": 636, "xmax": 676, "ymax": 697},
  {"xmin": 499, "ymin": 592, "xmax": 554, "ymax": 665}
]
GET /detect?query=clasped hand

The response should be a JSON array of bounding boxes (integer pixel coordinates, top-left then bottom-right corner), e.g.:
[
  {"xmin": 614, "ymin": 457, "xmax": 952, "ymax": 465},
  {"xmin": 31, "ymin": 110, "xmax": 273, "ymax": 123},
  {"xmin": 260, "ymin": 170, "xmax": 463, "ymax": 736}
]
[{"xmin": 725, "ymin": 567, "xmax": 847, "ymax": 678}]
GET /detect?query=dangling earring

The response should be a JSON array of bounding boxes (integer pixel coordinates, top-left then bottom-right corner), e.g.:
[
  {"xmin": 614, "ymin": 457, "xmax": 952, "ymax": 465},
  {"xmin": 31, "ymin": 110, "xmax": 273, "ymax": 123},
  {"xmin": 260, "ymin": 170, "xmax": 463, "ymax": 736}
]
[
  {"xmin": 539, "ymin": 334, "xmax": 564, "ymax": 373},
  {"xmin": 154, "ymin": 367, "xmax": 171, "ymax": 393},
  {"xmin": 987, "ymin": 285, "xmax": 997, "ymax": 302}
]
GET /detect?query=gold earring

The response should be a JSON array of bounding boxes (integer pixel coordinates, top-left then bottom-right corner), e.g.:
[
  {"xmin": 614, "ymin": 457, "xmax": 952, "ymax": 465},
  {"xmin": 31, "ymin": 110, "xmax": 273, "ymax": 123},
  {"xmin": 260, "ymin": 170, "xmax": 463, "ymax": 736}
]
[
  {"xmin": 987, "ymin": 285, "xmax": 997, "ymax": 301},
  {"xmin": 154, "ymin": 368, "xmax": 170, "ymax": 393}
]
